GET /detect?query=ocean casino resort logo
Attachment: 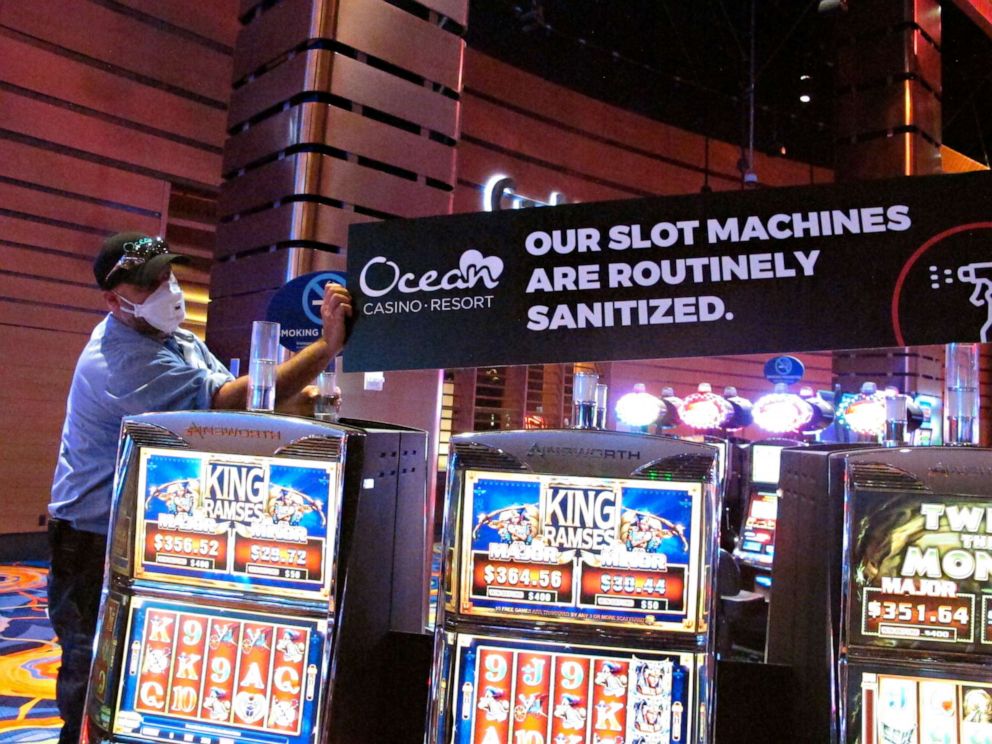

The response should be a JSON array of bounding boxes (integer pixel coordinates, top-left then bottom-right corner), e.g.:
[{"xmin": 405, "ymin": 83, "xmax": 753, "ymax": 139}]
[{"xmin": 358, "ymin": 249, "xmax": 504, "ymax": 316}]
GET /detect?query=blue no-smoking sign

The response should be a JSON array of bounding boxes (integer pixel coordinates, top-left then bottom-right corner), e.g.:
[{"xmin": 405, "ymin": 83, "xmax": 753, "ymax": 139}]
[
  {"xmin": 266, "ymin": 271, "xmax": 346, "ymax": 352},
  {"xmin": 763, "ymin": 355, "xmax": 805, "ymax": 385}
]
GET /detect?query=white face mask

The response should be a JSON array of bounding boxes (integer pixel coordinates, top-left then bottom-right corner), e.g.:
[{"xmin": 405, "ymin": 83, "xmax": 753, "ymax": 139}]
[{"xmin": 117, "ymin": 275, "xmax": 186, "ymax": 334}]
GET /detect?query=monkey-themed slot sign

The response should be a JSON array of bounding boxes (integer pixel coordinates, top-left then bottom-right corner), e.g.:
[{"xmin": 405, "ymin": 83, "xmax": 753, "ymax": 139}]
[
  {"xmin": 456, "ymin": 470, "xmax": 705, "ymax": 633},
  {"xmin": 845, "ymin": 486, "xmax": 992, "ymax": 658},
  {"xmin": 134, "ymin": 448, "xmax": 341, "ymax": 601}
]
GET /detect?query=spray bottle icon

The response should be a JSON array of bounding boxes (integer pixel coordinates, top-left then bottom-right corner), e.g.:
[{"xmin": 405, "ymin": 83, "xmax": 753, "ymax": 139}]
[{"xmin": 957, "ymin": 261, "xmax": 992, "ymax": 342}]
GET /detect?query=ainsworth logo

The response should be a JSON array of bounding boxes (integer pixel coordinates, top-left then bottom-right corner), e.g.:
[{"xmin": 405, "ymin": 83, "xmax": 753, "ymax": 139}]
[
  {"xmin": 359, "ymin": 249, "xmax": 504, "ymax": 298},
  {"xmin": 184, "ymin": 424, "xmax": 282, "ymax": 441}
]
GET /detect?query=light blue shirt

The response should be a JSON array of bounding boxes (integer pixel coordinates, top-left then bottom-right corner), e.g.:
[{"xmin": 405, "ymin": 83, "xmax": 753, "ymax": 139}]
[{"xmin": 50, "ymin": 314, "xmax": 235, "ymax": 534}]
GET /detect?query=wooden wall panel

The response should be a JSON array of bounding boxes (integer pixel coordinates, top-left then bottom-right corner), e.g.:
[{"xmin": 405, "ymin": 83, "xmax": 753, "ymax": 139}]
[
  {"xmin": 0, "ymin": 0, "xmax": 237, "ymax": 535},
  {"xmin": 320, "ymin": 158, "xmax": 452, "ymax": 217},
  {"xmin": 115, "ymin": 0, "xmax": 240, "ymax": 46},
  {"xmin": 228, "ymin": 49, "xmax": 330, "ymax": 127},
  {"xmin": 224, "ymin": 103, "xmax": 455, "ymax": 183},
  {"xmin": 0, "ymin": 0, "xmax": 232, "ymax": 102},
  {"xmin": 336, "ymin": 0, "xmax": 462, "ymax": 89},
  {"xmin": 216, "ymin": 202, "xmax": 373, "ymax": 256},
  {"xmin": 0, "ymin": 34, "xmax": 227, "ymax": 148},
  {"xmin": 233, "ymin": 0, "xmax": 322, "ymax": 81},
  {"xmin": 0, "ymin": 92, "xmax": 222, "ymax": 188},
  {"xmin": 0, "ymin": 139, "xmax": 169, "ymax": 213},
  {"xmin": 331, "ymin": 53, "xmax": 460, "ymax": 139}
]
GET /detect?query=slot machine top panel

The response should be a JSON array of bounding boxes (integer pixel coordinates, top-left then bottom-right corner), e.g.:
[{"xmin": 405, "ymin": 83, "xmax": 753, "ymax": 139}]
[
  {"xmin": 843, "ymin": 447, "xmax": 992, "ymax": 661},
  {"xmin": 448, "ymin": 428, "xmax": 717, "ymax": 481},
  {"xmin": 450, "ymin": 466, "xmax": 709, "ymax": 634},
  {"xmin": 443, "ymin": 431, "xmax": 718, "ymax": 635},
  {"xmin": 122, "ymin": 409, "xmax": 353, "ymax": 457},
  {"xmin": 110, "ymin": 411, "xmax": 353, "ymax": 604}
]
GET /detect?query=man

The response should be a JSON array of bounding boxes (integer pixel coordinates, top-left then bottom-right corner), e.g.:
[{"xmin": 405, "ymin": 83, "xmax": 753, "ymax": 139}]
[{"xmin": 47, "ymin": 231, "xmax": 351, "ymax": 743}]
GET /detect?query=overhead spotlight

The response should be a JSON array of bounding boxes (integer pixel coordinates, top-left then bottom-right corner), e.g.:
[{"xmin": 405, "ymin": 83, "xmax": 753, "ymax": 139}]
[
  {"xmin": 817, "ymin": 0, "xmax": 848, "ymax": 13},
  {"xmin": 798, "ymin": 74, "xmax": 813, "ymax": 104}
]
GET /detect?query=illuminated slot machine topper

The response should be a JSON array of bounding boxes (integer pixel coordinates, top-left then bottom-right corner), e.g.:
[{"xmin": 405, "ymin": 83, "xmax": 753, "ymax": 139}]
[
  {"xmin": 108, "ymin": 596, "xmax": 327, "ymax": 744},
  {"xmin": 843, "ymin": 457, "xmax": 992, "ymax": 659},
  {"xmin": 842, "ymin": 661, "xmax": 992, "ymax": 744},
  {"xmin": 443, "ymin": 430, "xmax": 718, "ymax": 636},
  {"xmin": 131, "ymin": 447, "xmax": 342, "ymax": 603},
  {"xmin": 456, "ymin": 470, "xmax": 705, "ymax": 633},
  {"xmin": 434, "ymin": 632, "xmax": 708, "ymax": 744}
]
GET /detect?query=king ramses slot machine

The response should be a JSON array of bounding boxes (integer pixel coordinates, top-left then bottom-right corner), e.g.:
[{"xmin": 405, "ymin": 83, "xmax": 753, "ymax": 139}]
[
  {"xmin": 427, "ymin": 429, "xmax": 720, "ymax": 744},
  {"xmin": 83, "ymin": 410, "xmax": 430, "ymax": 744},
  {"xmin": 838, "ymin": 447, "xmax": 992, "ymax": 744}
]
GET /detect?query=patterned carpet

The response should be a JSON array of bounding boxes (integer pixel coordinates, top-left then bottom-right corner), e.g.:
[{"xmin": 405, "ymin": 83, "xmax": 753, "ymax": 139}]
[{"xmin": 0, "ymin": 564, "xmax": 61, "ymax": 743}]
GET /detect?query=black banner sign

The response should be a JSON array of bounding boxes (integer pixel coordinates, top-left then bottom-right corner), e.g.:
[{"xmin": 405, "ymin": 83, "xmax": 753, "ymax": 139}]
[{"xmin": 344, "ymin": 171, "xmax": 992, "ymax": 371}]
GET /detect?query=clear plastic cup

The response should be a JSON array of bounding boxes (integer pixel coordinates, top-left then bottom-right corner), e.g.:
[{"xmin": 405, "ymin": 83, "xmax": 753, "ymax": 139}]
[
  {"xmin": 594, "ymin": 383, "xmax": 609, "ymax": 429},
  {"xmin": 315, "ymin": 371, "xmax": 342, "ymax": 423},
  {"xmin": 248, "ymin": 321, "xmax": 280, "ymax": 412},
  {"xmin": 572, "ymin": 371, "xmax": 599, "ymax": 429}
]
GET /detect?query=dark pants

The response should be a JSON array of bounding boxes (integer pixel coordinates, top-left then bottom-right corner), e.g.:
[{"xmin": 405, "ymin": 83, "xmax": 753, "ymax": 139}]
[{"xmin": 47, "ymin": 519, "xmax": 107, "ymax": 744}]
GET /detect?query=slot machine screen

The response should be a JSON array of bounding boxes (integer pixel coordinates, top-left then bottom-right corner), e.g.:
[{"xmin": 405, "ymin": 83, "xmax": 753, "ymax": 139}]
[
  {"xmin": 750, "ymin": 444, "xmax": 785, "ymax": 485},
  {"xmin": 446, "ymin": 633, "xmax": 704, "ymax": 744},
  {"xmin": 845, "ymin": 485, "xmax": 992, "ymax": 658},
  {"xmin": 736, "ymin": 492, "xmax": 779, "ymax": 566},
  {"xmin": 457, "ymin": 470, "xmax": 705, "ymax": 633},
  {"xmin": 845, "ymin": 663, "xmax": 992, "ymax": 744},
  {"xmin": 112, "ymin": 596, "xmax": 327, "ymax": 744},
  {"xmin": 133, "ymin": 448, "xmax": 342, "ymax": 602}
]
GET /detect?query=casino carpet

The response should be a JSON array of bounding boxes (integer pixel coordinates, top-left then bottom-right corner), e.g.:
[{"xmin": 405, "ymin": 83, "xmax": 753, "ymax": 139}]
[{"xmin": 0, "ymin": 563, "xmax": 61, "ymax": 743}]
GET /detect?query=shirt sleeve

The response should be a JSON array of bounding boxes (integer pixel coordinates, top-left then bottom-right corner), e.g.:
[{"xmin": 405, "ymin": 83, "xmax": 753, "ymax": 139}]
[{"xmin": 104, "ymin": 336, "xmax": 234, "ymax": 415}]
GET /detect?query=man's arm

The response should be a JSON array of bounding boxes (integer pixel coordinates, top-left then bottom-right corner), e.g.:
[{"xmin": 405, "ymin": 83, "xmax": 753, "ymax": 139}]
[{"xmin": 211, "ymin": 283, "xmax": 352, "ymax": 410}]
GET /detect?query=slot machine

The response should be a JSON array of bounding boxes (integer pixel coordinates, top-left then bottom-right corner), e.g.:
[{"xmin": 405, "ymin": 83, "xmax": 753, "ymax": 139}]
[
  {"xmin": 910, "ymin": 394, "xmax": 941, "ymax": 446},
  {"xmin": 839, "ymin": 447, "xmax": 992, "ymax": 744},
  {"xmin": 83, "ymin": 410, "xmax": 429, "ymax": 744},
  {"xmin": 427, "ymin": 428, "xmax": 720, "ymax": 744},
  {"xmin": 766, "ymin": 444, "xmax": 880, "ymax": 742},
  {"xmin": 732, "ymin": 439, "xmax": 802, "ymax": 595},
  {"xmin": 767, "ymin": 445, "xmax": 992, "ymax": 743}
]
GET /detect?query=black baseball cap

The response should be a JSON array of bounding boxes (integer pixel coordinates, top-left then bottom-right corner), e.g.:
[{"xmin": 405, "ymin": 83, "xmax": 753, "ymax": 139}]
[{"xmin": 94, "ymin": 232, "xmax": 188, "ymax": 290}]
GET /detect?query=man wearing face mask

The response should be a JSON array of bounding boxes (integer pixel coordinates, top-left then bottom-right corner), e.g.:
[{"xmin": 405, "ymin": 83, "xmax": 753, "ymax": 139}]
[{"xmin": 47, "ymin": 231, "xmax": 352, "ymax": 744}]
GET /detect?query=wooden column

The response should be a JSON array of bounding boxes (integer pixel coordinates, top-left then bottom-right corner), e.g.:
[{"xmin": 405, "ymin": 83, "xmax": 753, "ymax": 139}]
[
  {"xmin": 831, "ymin": 0, "xmax": 950, "ymax": 407},
  {"xmin": 212, "ymin": 0, "xmax": 467, "ymax": 478},
  {"xmin": 833, "ymin": 0, "xmax": 942, "ymax": 179}
]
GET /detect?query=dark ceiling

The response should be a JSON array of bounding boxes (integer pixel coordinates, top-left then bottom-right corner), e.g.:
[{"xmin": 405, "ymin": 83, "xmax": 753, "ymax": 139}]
[{"xmin": 467, "ymin": 0, "xmax": 992, "ymax": 176}]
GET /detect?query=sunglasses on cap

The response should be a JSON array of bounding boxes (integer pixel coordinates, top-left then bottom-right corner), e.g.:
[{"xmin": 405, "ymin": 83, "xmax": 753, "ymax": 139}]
[{"xmin": 102, "ymin": 236, "xmax": 170, "ymax": 286}]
